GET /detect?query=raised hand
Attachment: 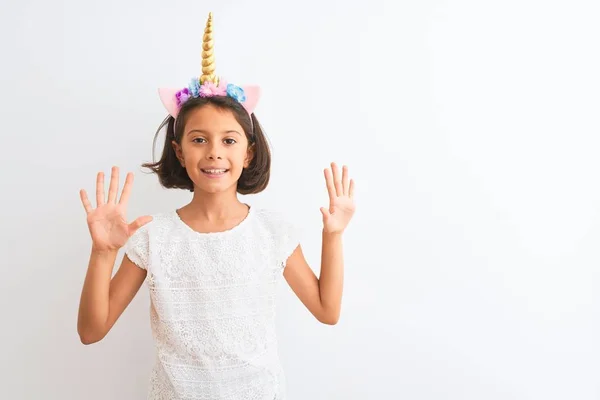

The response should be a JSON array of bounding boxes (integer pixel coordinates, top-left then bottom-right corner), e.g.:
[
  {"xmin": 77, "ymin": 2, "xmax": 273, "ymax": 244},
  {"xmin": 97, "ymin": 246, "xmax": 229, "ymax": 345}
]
[
  {"xmin": 79, "ymin": 166, "xmax": 152, "ymax": 252},
  {"xmin": 320, "ymin": 162, "xmax": 356, "ymax": 234}
]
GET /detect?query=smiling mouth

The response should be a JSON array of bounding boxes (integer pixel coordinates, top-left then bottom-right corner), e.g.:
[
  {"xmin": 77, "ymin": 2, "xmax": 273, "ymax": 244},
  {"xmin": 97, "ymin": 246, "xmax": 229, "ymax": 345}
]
[{"xmin": 201, "ymin": 168, "xmax": 229, "ymax": 175}]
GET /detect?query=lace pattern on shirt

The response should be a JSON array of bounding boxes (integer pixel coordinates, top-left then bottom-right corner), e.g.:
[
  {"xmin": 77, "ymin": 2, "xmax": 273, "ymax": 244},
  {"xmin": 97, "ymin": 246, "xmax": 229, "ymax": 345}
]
[{"xmin": 124, "ymin": 208, "xmax": 298, "ymax": 400}]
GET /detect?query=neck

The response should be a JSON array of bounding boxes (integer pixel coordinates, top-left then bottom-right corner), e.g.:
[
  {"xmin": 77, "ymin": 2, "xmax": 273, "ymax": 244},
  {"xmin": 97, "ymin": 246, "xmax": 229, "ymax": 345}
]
[{"xmin": 182, "ymin": 187, "xmax": 248, "ymax": 222}]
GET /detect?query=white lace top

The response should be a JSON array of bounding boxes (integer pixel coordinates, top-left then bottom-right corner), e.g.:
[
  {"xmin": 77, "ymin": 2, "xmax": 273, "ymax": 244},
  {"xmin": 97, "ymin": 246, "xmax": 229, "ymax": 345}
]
[{"xmin": 125, "ymin": 207, "xmax": 299, "ymax": 400}]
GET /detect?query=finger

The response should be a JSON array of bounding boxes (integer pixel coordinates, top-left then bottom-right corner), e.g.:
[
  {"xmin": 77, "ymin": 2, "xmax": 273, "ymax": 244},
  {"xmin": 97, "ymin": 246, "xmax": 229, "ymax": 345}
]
[
  {"xmin": 119, "ymin": 172, "xmax": 134, "ymax": 206},
  {"xmin": 107, "ymin": 166, "xmax": 119, "ymax": 204},
  {"xmin": 80, "ymin": 189, "xmax": 93, "ymax": 213},
  {"xmin": 324, "ymin": 168, "xmax": 336, "ymax": 205},
  {"xmin": 96, "ymin": 172, "xmax": 105, "ymax": 207},
  {"xmin": 128, "ymin": 215, "xmax": 153, "ymax": 234},
  {"xmin": 332, "ymin": 162, "xmax": 343, "ymax": 196},
  {"xmin": 349, "ymin": 179, "xmax": 355, "ymax": 198},
  {"xmin": 342, "ymin": 165, "xmax": 349, "ymax": 196}
]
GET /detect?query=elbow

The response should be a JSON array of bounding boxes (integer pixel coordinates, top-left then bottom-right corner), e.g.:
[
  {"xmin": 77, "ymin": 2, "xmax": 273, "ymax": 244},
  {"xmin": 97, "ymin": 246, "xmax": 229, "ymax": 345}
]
[
  {"xmin": 79, "ymin": 332, "xmax": 99, "ymax": 345},
  {"xmin": 78, "ymin": 326, "xmax": 105, "ymax": 345},
  {"xmin": 79, "ymin": 334, "xmax": 101, "ymax": 345},
  {"xmin": 318, "ymin": 311, "xmax": 340, "ymax": 325},
  {"xmin": 80, "ymin": 337, "xmax": 96, "ymax": 345}
]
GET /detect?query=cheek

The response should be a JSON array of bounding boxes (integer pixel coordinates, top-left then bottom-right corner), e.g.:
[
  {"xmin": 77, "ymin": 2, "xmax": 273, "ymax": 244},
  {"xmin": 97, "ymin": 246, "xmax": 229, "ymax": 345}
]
[
  {"xmin": 233, "ymin": 146, "xmax": 251, "ymax": 164},
  {"xmin": 180, "ymin": 144, "xmax": 202, "ymax": 161}
]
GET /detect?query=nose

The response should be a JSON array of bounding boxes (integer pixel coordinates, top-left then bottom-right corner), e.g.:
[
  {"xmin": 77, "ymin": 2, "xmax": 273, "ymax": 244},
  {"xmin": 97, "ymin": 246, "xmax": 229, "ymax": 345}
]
[{"xmin": 206, "ymin": 144, "xmax": 223, "ymax": 160}]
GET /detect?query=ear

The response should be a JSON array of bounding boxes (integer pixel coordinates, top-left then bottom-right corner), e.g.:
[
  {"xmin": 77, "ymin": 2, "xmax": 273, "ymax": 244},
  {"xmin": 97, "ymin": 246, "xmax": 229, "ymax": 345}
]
[
  {"xmin": 171, "ymin": 140, "xmax": 185, "ymax": 167},
  {"xmin": 241, "ymin": 86, "xmax": 260, "ymax": 115},
  {"xmin": 244, "ymin": 143, "xmax": 255, "ymax": 168},
  {"xmin": 159, "ymin": 88, "xmax": 181, "ymax": 118}
]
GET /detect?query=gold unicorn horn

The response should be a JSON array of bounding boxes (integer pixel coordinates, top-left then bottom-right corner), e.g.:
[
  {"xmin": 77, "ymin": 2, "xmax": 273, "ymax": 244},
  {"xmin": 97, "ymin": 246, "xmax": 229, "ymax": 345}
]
[{"xmin": 201, "ymin": 12, "xmax": 218, "ymax": 85}]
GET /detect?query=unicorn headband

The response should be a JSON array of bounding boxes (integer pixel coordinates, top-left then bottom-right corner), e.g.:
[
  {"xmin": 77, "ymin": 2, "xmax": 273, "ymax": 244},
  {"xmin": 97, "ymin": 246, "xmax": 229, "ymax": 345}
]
[{"xmin": 158, "ymin": 12, "xmax": 260, "ymax": 120}]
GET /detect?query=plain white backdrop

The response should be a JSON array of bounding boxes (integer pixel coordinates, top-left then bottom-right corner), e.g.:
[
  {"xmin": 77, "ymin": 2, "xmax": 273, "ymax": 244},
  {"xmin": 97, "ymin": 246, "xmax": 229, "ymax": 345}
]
[{"xmin": 1, "ymin": 0, "xmax": 599, "ymax": 398}]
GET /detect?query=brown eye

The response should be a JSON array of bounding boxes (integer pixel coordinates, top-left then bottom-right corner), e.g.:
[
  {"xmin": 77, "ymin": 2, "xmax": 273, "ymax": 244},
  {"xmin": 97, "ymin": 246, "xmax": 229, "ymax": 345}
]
[{"xmin": 224, "ymin": 138, "xmax": 237, "ymax": 145}]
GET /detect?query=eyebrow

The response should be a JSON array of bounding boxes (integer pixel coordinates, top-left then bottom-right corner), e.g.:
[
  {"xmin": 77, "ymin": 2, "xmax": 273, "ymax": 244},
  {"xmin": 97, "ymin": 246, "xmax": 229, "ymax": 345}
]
[{"xmin": 186, "ymin": 129, "xmax": 242, "ymax": 136}]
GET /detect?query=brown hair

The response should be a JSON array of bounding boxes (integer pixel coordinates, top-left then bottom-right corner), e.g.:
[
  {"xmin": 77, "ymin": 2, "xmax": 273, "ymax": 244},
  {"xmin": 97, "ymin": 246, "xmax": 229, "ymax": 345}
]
[{"xmin": 142, "ymin": 96, "xmax": 271, "ymax": 194}]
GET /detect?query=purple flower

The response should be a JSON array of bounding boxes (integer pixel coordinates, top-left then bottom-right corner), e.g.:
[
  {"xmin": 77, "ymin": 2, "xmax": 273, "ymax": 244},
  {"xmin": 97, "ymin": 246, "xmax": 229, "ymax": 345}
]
[{"xmin": 175, "ymin": 88, "xmax": 191, "ymax": 106}]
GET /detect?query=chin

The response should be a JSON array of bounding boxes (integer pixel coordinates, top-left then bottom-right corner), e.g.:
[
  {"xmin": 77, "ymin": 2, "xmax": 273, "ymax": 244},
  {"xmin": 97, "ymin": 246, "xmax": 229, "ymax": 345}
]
[{"xmin": 192, "ymin": 179, "xmax": 237, "ymax": 194}]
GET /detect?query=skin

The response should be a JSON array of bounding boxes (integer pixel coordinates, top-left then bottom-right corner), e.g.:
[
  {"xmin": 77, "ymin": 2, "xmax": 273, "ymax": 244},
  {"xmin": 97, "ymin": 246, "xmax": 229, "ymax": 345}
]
[{"xmin": 77, "ymin": 105, "xmax": 355, "ymax": 344}]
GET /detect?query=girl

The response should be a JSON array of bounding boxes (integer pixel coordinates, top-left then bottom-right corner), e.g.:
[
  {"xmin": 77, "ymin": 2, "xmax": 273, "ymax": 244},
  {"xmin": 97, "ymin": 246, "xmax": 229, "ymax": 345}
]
[{"xmin": 77, "ymin": 12, "xmax": 355, "ymax": 400}]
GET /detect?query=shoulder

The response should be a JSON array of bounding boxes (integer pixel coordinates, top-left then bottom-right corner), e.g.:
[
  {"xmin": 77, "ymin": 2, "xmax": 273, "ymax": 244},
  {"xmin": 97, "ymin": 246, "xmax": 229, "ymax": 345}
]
[
  {"xmin": 125, "ymin": 211, "xmax": 179, "ymax": 265},
  {"xmin": 128, "ymin": 211, "xmax": 178, "ymax": 240},
  {"xmin": 249, "ymin": 207, "xmax": 301, "ymax": 243},
  {"xmin": 250, "ymin": 207, "xmax": 296, "ymax": 232},
  {"xmin": 249, "ymin": 207, "xmax": 302, "ymax": 265}
]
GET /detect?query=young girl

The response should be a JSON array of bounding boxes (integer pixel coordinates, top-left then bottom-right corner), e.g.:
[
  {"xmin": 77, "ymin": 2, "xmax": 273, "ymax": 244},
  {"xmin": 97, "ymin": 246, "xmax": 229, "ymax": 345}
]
[{"xmin": 77, "ymin": 12, "xmax": 355, "ymax": 400}]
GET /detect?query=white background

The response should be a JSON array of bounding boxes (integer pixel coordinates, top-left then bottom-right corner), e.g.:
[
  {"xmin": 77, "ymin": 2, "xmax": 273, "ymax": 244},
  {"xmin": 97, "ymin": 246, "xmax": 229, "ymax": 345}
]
[{"xmin": 1, "ymin": 0, "xmax": 599, "ymax": 399}]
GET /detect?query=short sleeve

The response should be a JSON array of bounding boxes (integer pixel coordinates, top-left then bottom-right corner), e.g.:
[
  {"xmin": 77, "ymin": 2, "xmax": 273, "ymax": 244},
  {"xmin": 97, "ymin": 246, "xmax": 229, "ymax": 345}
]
[
  {"xmin": 279, "ymin": 219, "xmax": 300, "ymax": 268},
  {"xmin": 124, "ymin": 225, "xmax": 150, "ymax": 270},
  {"xmin": 269, "ymin": 212, "xmax": 301, "ymax": 269},
  {"xmin": 254, "ymin": 209, "xmax": 301, "ymax": 270}
]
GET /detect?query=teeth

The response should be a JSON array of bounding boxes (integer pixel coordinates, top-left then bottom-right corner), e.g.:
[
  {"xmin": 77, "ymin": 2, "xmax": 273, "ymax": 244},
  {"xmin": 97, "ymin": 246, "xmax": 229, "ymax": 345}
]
[{"xmin": 203, "ymin": 169, "xmax": 227, "ymax": 174}]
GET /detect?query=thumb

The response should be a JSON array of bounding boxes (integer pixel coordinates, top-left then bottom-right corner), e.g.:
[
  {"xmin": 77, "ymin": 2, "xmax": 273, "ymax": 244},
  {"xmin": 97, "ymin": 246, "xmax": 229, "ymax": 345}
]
[
  {"xmin": 320, "ymin": 207, "xmax": 330, "ymax": 221},
  {"xmin": 128, "ymin": 215, "xmax": 153, "ymax": 234}
]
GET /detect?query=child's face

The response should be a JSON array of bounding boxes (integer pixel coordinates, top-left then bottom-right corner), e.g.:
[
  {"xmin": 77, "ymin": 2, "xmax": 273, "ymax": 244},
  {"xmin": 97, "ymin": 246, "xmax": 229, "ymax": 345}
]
[{"xmin": 173, "ymin": 104, "xmax": 253, "ymax": 194}]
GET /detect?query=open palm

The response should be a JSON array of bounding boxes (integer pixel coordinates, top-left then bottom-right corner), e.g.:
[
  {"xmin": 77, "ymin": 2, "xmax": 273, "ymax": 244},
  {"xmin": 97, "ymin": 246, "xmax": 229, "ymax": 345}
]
[
  {"xmin": 321, "ymin": 163, "xmax": 356, "ymax": 234},
  {"xmin": 80, "ymin": 166, "xmax": 152, "ymax": 252}
]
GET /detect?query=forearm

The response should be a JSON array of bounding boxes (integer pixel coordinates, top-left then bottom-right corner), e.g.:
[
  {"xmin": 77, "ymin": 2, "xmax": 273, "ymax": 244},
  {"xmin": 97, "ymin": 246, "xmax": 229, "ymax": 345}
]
[
  {"xmin": 77, "ymin": 249, "xmax": 117, "ymax": 342},
  {"xmin": 318, "ymin": 230, "xmax": 344, "ymax": 323}
]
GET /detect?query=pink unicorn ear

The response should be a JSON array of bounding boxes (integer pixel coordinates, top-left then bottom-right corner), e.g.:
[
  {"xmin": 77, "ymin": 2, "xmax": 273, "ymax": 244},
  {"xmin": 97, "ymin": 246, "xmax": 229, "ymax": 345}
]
[
  {"xmin": 241, "ymin": 86, "xmax": 261, "ymax": 115},
  {"xmin": 158, "ymin": 88, "xmax": 181, "ymax": 118}
]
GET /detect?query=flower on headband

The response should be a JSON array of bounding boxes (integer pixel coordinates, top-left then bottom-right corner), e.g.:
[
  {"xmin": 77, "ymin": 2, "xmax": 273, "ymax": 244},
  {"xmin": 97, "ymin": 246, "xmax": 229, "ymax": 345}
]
[
  {"xmin": 199, "ymin": 80, "xmax": 227, "ymax": 97},
  {"xmin": 175, "ymin": 88, "xmax": 191, "ymax": 107},
  {"xmin": 172, "ymin": 77, "xmax": 247, "ymax": 110},
  {"xmin": 188, "ymin": 78, "xmax": 201, "ymax": 97},
  {"xmin": 226, "ymin": 84, "xmax": 246, "ymax": 103}
]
